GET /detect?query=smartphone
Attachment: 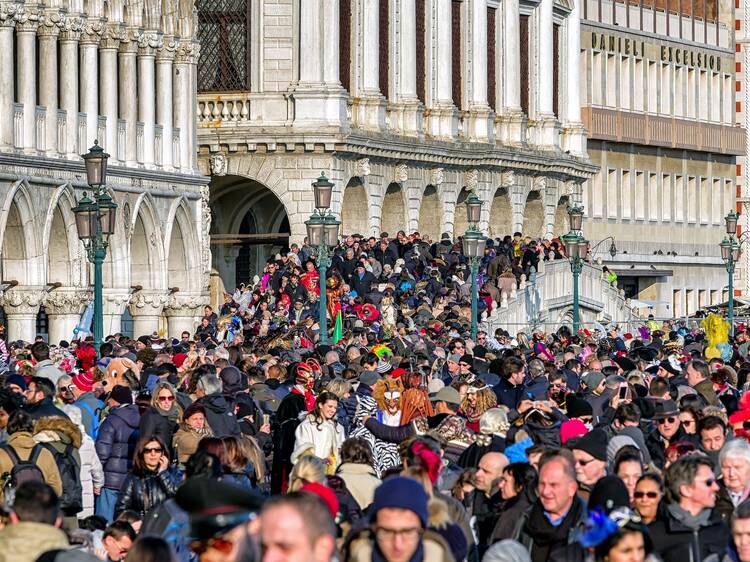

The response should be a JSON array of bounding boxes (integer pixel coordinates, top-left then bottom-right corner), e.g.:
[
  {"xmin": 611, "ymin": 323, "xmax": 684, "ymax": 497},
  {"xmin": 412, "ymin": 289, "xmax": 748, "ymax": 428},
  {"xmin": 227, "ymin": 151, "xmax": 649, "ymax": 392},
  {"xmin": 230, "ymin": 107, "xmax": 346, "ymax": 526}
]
[
  {"xmin": 618, "ymin": 384, "xmax": 627, "ymax": 399},
  {"xmin": 263, "ymin": 413, "xmax": 270, "ymax": 426}
]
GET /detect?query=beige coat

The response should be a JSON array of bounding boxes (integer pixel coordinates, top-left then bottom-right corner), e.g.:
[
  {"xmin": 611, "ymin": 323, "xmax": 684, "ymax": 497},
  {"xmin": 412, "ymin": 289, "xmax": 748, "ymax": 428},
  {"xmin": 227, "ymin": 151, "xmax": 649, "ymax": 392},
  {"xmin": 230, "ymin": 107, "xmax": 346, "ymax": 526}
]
[
  {"xmin": 173, "ymin": 424, "xmax": 213, "ymax": 464},
  {"xmin": 336, "ymin": 463, "xmax": 381, "ymax": 510},
  {"xmin": 0, "ymin": 521, "xmax": 68, "ymax": 562},
  {"xmin": 0, "ymin": 432, "xmax": 62, "ymax": 504}
]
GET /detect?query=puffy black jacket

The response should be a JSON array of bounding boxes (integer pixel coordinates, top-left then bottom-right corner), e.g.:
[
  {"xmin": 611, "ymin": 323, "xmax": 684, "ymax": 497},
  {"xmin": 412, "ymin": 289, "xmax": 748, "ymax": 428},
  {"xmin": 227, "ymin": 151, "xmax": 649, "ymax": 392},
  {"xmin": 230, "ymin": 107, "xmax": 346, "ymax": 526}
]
[
  {"xmin": 139, "ymin": 407, "xmax": 178, "ymax": 448},
  {"xmin": 23, "ymin": 397, "xmax": 69, "ymax": 421},
  {"xmin": 197, "ymin": 394, "xmax": 240, "ymax": 437},
  {"xmin": 114, "ymin": 467, "xmax": 182, "ymax": 518},
  {"xmin": 96, "ymin": 404, "xmax": 140, "ymax": 491},
  {"xmin": 649, "ymin": 504, "xmax": 730, "ymax": 562}
]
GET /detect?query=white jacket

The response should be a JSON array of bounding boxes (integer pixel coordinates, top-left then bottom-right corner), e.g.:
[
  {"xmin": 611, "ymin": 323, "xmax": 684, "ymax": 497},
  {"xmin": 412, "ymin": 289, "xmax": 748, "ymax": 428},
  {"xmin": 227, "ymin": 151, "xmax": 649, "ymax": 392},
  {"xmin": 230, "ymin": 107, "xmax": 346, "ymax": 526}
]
[
  {"xmin": 291, "ymin": 416, "xmax": 346, "ymax": 466},
  {"xmin": 80, "ymin": 432, "xmax": 105, "ymax": 518}
]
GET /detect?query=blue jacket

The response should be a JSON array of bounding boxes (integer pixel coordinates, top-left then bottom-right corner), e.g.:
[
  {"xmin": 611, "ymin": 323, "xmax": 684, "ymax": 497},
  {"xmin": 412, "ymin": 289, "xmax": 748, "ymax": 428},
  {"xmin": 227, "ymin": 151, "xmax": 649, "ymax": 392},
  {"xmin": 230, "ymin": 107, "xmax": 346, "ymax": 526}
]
[
  {"xmin": 96, "ymin": 404, "xmax": 141, "ymax": 491},
  {"xmin": 492, "ymin": 378, "xmax": 527, "ymax": 410}
]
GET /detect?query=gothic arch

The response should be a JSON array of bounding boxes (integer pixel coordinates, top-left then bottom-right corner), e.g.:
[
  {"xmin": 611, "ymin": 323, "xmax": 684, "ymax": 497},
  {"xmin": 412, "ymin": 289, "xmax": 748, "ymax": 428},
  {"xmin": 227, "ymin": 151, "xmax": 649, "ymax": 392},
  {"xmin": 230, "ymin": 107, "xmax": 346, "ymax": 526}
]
[
  {"xmin": 165, "ymin": 198, "xmax": 202, "ymax": 293},
  {"xmin": 453, "ymin": 188, "xmax": 471, "ymax": 238},
  {"xmin": 43, "ymin": 184, "xmax": 85, "ymax": 287},
  {"xmin": 553, "ymin": 195, "xmax": 570, "ymax": 237},
  {"xmin": 382, "ymin": 182, "xmax": 406, "ymax": 236},
  {"xmin": 418, "ymin": 185, "xmax": 441, "ymax": 242},
  {"xmin": 341, "ymin": 177, "xmax": 370, "ymax": 236},
  {"xmin": 522, "ymin": 191, "xmax": 545, "ymax": 238},
  {"xmin": 488, "ymin": 186, "xmax": 512, "ymax": 239},
  {"xmin": 129, "ymin": 194, "xmax": 166, "ymax": 291},
  {"xmin": 0, "ymin": 181, "xmax": 42, "ymax": 285}
]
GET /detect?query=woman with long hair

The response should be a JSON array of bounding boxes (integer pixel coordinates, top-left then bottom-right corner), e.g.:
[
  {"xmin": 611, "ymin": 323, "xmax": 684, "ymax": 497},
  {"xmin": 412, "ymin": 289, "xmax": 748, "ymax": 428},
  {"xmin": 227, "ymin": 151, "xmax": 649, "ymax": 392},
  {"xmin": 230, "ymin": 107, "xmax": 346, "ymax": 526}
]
[
  {"xmin": 490, "ymin": 462, "xmax": 538, "ymax": 542},
  {"xmin": 139, "ymin": 382, "xmax": 183, "ymax": 448},
  {"xmin": 633, "ymin": 473, "xmax": 663, "ymax": 525},
  {"xmin": 291, "ymin": 391, "xmax": 345, "ymax": 475},
  {"xmin": 114, "ymin": 435, "xmax": 181, "ymax": 518}
]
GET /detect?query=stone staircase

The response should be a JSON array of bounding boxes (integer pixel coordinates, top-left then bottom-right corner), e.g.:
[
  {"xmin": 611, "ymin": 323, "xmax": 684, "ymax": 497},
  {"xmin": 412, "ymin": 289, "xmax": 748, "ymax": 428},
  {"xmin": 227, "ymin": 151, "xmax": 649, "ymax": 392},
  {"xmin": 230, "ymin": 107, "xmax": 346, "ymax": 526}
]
[{"xmin": 481, "ymin": 258, "xmax": 640, "ymax": 334}]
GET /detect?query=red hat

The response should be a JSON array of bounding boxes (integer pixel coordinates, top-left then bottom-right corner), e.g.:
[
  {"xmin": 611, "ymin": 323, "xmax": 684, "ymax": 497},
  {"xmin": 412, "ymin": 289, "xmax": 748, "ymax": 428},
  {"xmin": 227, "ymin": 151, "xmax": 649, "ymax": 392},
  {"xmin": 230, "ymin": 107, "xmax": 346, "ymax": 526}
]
[
  {"xmin": 72, "ymin": 369, "xmax": 95, "ymax": 392},
  {"xmin": 729, "ymin": 409, "xmax": 750, "ymax": 426},
  {"xmin": 391, "ymin": 368, "xmax": 407, "ymax": 379},
  {"xmin": 623, "ymin": 333, "xmax": 633, "ymax": 340},
  {"xmin": 301, "ymin": 482, "xmax": 338, "ymax": 519},
  {"xmin": 172, "ymin": 353, "xmax": 188, "ymax": 368}
]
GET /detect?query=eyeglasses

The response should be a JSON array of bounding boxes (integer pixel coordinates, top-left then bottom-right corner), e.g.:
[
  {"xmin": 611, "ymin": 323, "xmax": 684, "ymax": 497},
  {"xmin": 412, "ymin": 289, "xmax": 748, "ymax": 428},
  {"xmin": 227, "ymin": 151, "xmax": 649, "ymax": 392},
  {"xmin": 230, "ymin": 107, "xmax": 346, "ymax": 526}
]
[
  {"xmin": 189, "ymin": 537, "xmax": 235, "ymax": 554},
  {"xmin": 143, "ymin": 447, "xmax": 163, "ymax": 454},
  {"xmin": 680, "ymin": 418, "xmax": 696, "ymax": 426},
  {"xmin": 575, "ymin": 457, "xmax": 597, "ymax": 467},
  {"xmin": 374, "ymin": 526, "xmax": 423, "ymax": 542},
  {"xmin": 158, "ymin": 395, "xmax": 176, "ymax": 403},
  {"xmin": 633, "ymin": 491, "xmax": 660, "ymax": 499},
  {"xmin": 657, "ymin": 416, "xmax": 677, "ymax": 425}
]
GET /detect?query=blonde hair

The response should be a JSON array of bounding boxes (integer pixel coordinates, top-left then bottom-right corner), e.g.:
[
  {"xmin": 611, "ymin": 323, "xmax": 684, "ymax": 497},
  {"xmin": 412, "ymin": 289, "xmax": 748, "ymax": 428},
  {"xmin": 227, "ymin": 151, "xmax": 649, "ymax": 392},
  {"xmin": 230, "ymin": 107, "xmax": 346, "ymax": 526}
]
[
  {"xmin": 151, "ymin": 381, "xmax": 183, "ymax": 416},
  {"xmin": 288, "ymin": 455, "xmax": 326, "ymax": 492},
  {"xmin": 325, "ymin": 378, "xmax": 352, "ymax": 399}
]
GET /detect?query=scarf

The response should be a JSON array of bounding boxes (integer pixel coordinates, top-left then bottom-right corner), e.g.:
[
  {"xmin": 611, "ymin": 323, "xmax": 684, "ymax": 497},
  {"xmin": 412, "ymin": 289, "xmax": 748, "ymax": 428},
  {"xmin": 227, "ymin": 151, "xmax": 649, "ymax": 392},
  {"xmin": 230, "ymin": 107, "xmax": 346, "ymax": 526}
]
[
  {"xmin": 666, "ymin": 503, "xmax": 712, "ymax": 530},
  {"xmin": 524, "ymin": 498, "xmax": 584, "ymax": 562},
  {"xmin": 158, "ymin": 403, "xmax": 181, "ymax": 424},
  {"xmin": 180, "ymin": 421, "xmax": 212, "ymax": 437}
]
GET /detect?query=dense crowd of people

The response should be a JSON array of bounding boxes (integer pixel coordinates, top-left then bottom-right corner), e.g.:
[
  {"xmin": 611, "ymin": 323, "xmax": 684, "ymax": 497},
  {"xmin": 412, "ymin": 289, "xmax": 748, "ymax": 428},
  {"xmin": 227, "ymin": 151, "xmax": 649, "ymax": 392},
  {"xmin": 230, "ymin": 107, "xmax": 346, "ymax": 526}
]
[{"xmin": 0, "ymin": 230, "xmax": 747, "ymax": 562}]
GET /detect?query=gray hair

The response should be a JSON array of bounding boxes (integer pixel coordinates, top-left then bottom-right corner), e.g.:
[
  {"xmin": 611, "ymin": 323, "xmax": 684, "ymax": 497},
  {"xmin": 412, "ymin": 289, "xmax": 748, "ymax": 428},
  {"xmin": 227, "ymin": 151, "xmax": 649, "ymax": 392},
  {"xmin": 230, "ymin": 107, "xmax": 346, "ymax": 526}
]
[
  {"xmin": 57, "ymin": 374, "xmax": 72, "ymax": 389},
  {"xmin": 197, "ymin": 374, "xmax": 223, "ymax": 395},
  {"xmin": 720, "ymin": 439, "xmax": 750, "ymax": 470},
  {"xmin": 527, "ymin": 359, "xmax": 545, "ymax": 379},
  {"xmin": 664, "ymin": 455, "xmax": 714, "ymax": 503},
  {"xmin": 479, "ymin": 407, "xmax": 510, "ymax": 435},
  {"xmin": 482, "ymin": 540, "xmax": 531, "ymax": 562}
]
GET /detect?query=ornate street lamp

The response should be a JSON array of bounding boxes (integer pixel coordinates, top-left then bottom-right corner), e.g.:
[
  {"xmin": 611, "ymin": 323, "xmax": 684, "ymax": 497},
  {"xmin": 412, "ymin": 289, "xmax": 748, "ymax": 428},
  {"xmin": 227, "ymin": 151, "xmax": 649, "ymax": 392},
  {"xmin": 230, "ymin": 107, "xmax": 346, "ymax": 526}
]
[
  {"xmin": 721, "ymin": 211, "xmax": 746, "ymax": 337},
  {"xmin": 305, "ymin": 173, "xmax": 341, "ymax": 345},
  {"xmin": 73, "ymin": 141, "xmax": 116, "ymax": 352},
  {"xmin": 463, "ymin": 194, "xmax": 486, "ymax": 340},
  {"xmin": 564, "ymin": 204, "xmax": 587, "ymax": 333}
]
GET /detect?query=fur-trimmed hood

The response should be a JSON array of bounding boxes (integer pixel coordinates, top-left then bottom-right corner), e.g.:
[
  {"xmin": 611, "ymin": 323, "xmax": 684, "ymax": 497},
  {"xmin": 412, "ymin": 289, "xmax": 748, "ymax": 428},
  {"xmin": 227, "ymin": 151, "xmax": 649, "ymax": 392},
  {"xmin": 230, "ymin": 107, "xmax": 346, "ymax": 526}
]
[{"xmin": 33, "ymin": 415, "xmax": 82, "ymax": 448}]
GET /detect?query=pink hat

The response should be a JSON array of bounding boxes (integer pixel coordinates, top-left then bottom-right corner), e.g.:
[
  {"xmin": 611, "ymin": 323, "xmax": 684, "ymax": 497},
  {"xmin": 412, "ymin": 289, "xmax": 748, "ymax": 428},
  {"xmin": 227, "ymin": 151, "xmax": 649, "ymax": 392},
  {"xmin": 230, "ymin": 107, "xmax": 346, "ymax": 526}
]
[
  {"xmin": 560, "ymin": 419, "xmax": 589, "ymax": 444},
  {"xmin": 71, "ymin": 369, "xmax": 95, "ymax": 392}
]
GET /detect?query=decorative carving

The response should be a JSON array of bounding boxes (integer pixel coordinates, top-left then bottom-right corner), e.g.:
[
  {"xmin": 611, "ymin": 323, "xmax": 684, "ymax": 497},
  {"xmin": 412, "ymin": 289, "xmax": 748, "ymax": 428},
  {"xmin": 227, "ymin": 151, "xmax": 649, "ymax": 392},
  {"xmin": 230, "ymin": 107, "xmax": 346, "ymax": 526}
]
[
  {"xmin": 138, "ymin": 30, "xmax": 163, "ymax": 54},
  {"xmin": 2, "ymin": 290, "xmax": 45, "ymax": 314},
  {"xmin": 501, "ymin": 170, "xmax": 516, "ymax": 188},
  {"xmin": 43, "ymin": 291, "xmax": 92, "ymax": 315},
  {"xmin": 532, "ymin": 175, "xmax": 547, "ymax": 191},
  {"xmin": 59, "ymin": 15, "xmax": 83, "ymax": 40},
  {"xmin": 129, "ymin": 292, "xmax": 168, "ymax": 314},
  {"xmin": 14, "ymin": 7, "xmax": 40, "ymax": 32},
  {"xmin": 156, "ymin": 35, "xmax": 177, "ymax": 60},
  {"xmin": 430, "ymin": 168, "xmax": 444, "ymax": 186},
  {"xmin": 394, "ymin": 164, "xmax": 408, "ymax": 184},
  {"xmin": 464, "ymin": 169, "xmax": 479, "ymax": 192},
  {"xmin": 122, "ymin": 201, "xmax": 132, "ymax": 238},
  {"xmin": 80, "ymin": 17, "xmax": 104, "ymax": 44},
  {"xmin": 355, "ymin": 158, "xmax": 371, "ymax": 177},
  {"xmin": 174, "ymin": 40, "xmax": 199, "ymax": 64},
  {"xmin": 99, "ymin": 22, "xmax": 125, "ymax": 48},
  {"xmin": 199, "ymin": 184, "xmax": 212, "ymax": 289},
  {"xmin": 0, "ymin": 3, "xmax": 19, "ymax": 26},
  {"xmin": 38, "ymin": 11, "xmax": 64, "ymax": 36},
  {"xmin": 164, "ymin": 293, "xmax": 206, "ymax": 316},
  {"xmin": 209, "ymin": 153, "xmax": 227, "ymax": 176}
]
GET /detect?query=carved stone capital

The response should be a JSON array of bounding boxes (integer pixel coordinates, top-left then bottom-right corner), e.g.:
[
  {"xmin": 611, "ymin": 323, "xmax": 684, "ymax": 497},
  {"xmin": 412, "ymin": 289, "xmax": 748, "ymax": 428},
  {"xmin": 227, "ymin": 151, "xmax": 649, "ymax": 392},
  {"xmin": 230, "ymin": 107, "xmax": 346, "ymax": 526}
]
[
  {"xmin": 37, "ymin": 11, "xmax": 64, "ymax": 37},
  {"xmin": 128, "ymin": 292, "xmax": 168, "ymax": 316},
  {"xmin": 99, "ymin": 23, "xmax": 124, "ymax": 49},
  {"xmin": 14, "ymin": 7, "xmax": 40, "ymax": 33},
  {"xmin": 355, "ymin": 158, "xmax": 371, "ymax": 177},
  {"xmin": 156, "ymin": 35, "xmax": 177, "ymax": 61},
  {"xmin": 44, "ymin": 290, "xmax": 92, "ymax": 315},
  {"xmin": 59, "ymin": 16, "xmax": 83, "ymax": 41},
  {"xmin": 138, "ymin": 31, "xmax": 163, "ymax": 55},
  {"xmin": 80, "ymin": 17, "xmax": 103, "ymax": 44},
  {"xmin": 501, "ymin": 170, "xmax": 516, "ymax": 188},
  {"xmin": 532, "ymin": 175, "xmax": 547, "ymax": 191},
  {"xmin": 0, "ymin": 4, "xmax": 19, "ymax": 27},
  {"xmin": 2, "ymin": 289, "xmax": 45, "ymax": 315},
  {"xmin": 394, "ymin": 164, "xmax": 408, "ymax": 184},
  {"xmin": 164, "ymin": 294, "xmax": 206, "ymax": 316},
  {"xmin": 174, "ymin": 40, "xmax": 199, "ymax": 64},
  {"xmin": 430, "ymin": 167, "xmax": 444, "ymax": 186}
]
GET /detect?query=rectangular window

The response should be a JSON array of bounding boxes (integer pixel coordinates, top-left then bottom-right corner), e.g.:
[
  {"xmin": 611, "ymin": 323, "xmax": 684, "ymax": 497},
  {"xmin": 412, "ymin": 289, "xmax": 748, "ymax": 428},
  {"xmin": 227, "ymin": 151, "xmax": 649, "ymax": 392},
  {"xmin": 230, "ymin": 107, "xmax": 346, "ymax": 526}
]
[
  {"xmin": 635, "ymin": 171, "xmax": 645, "ymax": 220},
  {"xmin": 687, "ymin": 68, "xmax": 696, "ymax": 118},
  {"xmin": 379, "ymin": 0, "xmax": 390, "ymax": 98},
  {"xmin": 685, "ymin": 289, "xmax": 695, "ymax": 316},
  {"xmin": 606, "ymin": 54, "xmax": 617, "ymax": 107},
  {"xmin": 634, "ymin": 59, "xmax": 644, "ymax": 112},
  {"xmin": 712, "ymin": 178, "xmax": 722, "ymax": 223},
  {"xmin": 675, "ymin": 175, "xmax": 684, "ymax": 221},
  {"xmin": 710, "ymin": 72, "xmax": 720, "ymax": 122},
  {"xmin": 196, "ymin": 0, "xmax": 251, "ymax": 92},
  {"xmin": 620, "ymin": 56, "xmax": 631, "ymax": 111},
  {"xmin": 339, "ymin": 0, "xmax": 352, "ymax": 92},
  {"xmin": 592, "ymin": 172, "xmax": 604, "ymax": 217},
  {"xmin": 622, "ymin": 170, "xmax": 632, "ymax": 219},
  {"xmin": 723, "ymin": 74, "xmax": 732, "ymax": 125},
  {"xmin": 416, "ymin": 0, "xmax": 426, "ymax": 103},
  {"xmin": 700, "ymin": 177, "xmax": 710, "ymax": 224},
  {"xmin": 673, "ymin": 289, "xmax": 683, "ymax": 318},
  {"xmin": 699, "ymin": 70, "xmax": 708, "ymax": 120},
  {"xmin": 451, "ymin": 0, "xmax": 462, "ymax": 108},
  {"xmin": 519, "ymin": 14, "xmax": 530, "ymax": 114},
  {"xmin": 649, "ymin": 173, "xmax": 659, "ymax": 221},
  {"xmin": 487, "ymin": 7, "xmax": 496, "ymax": 110},
  {"xmin": 660, "ymin": 63, "xmax": 671, "ymax": 114},
  {"xmin": 553, "ymin": 23, "xmax": 560, "ymax": 117},
  {"xmin": 648, "ymin": 61, "xmax": 658, "ymax": 113},
  {"xmin": 592, "ymin": 51, "xmax": 604, "ymax": 106},
  {"xmin": 674, "ymin": 67, "xmax": 684, "ymax": 117},
  {"xmin": 699, "ymin": 290, "xmax": 707, "ymax": 309},
  {"xmin": 687, "ymin": 176, "xmax": 697, "ymax": 222},
  {"xmin": 607, "ymin": 169, "xmax": 618, "ymax": 218},
  {"xmin": 662, "ymin": 174, "xmax": 672, "ymax": 221}
]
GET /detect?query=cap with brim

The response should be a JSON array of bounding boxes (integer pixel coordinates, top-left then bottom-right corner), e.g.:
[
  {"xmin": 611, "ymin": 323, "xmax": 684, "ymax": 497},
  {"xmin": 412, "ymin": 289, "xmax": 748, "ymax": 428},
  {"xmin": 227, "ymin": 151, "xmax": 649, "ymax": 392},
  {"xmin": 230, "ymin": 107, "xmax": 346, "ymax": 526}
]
[
  {"xmin": 430, "ymin": 386, "xmax": 461, "ymax": 407},
  {"xmin": 652, "ymin": 399, "xmax": 679, "ymax": 420}
]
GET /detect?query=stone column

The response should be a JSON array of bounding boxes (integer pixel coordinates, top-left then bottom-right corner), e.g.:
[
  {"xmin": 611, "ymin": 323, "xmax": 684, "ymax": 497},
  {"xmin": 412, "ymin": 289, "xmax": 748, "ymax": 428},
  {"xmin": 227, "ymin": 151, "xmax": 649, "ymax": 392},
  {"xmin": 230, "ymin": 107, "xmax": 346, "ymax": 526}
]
[
  {"xmin": 44, "ymin": 290, "xmax": 90, "ymax": 345},
  {"xmin": 138, "ymin": 32, "xmax": 160, "ymax": 166},
  {"xmin": 290, "ymin": 0, "xmax": 348, "ymax": 128},
  {"xmin": 99, "ymin": 25, "xmax": 121, "ymax": 158},
  {"xmin": 529, "ymin": 0, "xmax": 558, "ymax": 148},
  {"xmin": 59, "ymin": 18, "xmax": 82, "ymax": 156},
  {"xmin": 128, "ymin": 292, "xmax": 166, "ymax": 338},
  {"xmin": 164, "ymin": 294, "xmax": 204, "ymax": 338},
  {"xmin": 559, "ymin": 10, "xmax": 587, "ymax": 156},
  {"xmin": 80, "ymin": 20, "xmax": 102, "ymax": 148},
  {"xmin": 497, "ymin": 0, "xmax": 525, "ymax": 145},
  {"xmin": 390, "ymin": 0, "xmax": 422, "ymax": 136},
  {"xmin": 424, "ymin": 0, "xmax": 457, "ymax": 139},
  {"xmin": 351, "ymin": 0, "xmax": 386, "ymax": 131},
  {"xmin": 15, "ymin": 12, "xmax": 39, "ymax": 151},
  {"xmin": 1, "ymin": 289, "xmax": 44, "ymax": 343},
  {"xmin": 103, "ymin": 291, "xmax": 131, "ymax": 337},
  {"xmin": 155, "ymin": 38, "xmax": 175, "ymax": 169},
  {"xmin": 464, "ymin": 0, "xmax": 493, "ymax": 141},
  {"xmin": 119, "ymin": 31, "xmax": 139, "ymax": 165},
  {"xmin": 173, "ymin": 41, "xmax": 197, "ymax": 172},
  {"xmin": 0, "ymin": 6, "xmax": 17, "ymax": 147},
  {"xmin": 37, "ymin": 14, "xmax": 62, "ymax": 154}
]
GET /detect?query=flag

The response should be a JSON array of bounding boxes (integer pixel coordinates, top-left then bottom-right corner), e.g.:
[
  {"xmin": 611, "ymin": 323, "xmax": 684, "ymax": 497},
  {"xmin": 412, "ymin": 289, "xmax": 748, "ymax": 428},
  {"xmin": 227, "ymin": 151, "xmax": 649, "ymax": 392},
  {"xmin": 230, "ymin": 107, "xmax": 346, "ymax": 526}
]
[
  {"xmin": 332, "ymin": 310, "xmax": 343, "ymax": 344},
  {"xmin": 73, "ymin": 302, "xmax": 94, "ymax": 339}
]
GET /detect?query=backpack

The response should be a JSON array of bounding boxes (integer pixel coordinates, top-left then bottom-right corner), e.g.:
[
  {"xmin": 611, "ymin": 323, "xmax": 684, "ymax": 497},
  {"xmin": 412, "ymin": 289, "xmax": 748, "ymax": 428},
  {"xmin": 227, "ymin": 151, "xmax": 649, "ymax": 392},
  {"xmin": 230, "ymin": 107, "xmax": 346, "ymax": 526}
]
[
  {"xmin": 0, "ymin": 444, "xmax": 45, "ymax": 506},
  {"xmin": 41, "ymin": 443, "xmax": 82, "ymax": 515},
  {"xmin": 76, "ymin": 399, "xmax": 102, "ymax": 440}
]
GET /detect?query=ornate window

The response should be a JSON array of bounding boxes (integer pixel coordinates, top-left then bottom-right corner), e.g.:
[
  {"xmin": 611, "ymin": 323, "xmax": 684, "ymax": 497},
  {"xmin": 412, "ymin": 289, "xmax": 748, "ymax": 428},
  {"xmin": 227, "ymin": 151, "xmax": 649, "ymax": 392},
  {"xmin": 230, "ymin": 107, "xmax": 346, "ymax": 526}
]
[
  {"xmin": 196, "ymin": 0, "xmax": 250, "ymax": 92},
  {"xmin": 340, "ymin": 0, "xmax": 352, "ymax": 92}
]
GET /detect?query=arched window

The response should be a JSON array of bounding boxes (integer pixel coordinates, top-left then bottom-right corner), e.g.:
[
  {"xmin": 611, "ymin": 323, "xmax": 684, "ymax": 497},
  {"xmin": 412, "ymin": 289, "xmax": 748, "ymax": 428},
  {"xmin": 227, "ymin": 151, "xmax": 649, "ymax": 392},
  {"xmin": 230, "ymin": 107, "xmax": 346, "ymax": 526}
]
[{"xmin": 197, "ymin": 0, "xmax": 250, "ymax": 92}]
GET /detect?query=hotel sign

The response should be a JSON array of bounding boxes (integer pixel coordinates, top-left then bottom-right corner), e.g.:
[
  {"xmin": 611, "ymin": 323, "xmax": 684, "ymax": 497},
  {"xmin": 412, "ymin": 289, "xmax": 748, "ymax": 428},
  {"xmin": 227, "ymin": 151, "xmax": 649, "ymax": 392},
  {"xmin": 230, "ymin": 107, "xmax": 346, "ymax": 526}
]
[{"xmin": 590, "ymin": 32, "xmax": 723, "ymax": 71}]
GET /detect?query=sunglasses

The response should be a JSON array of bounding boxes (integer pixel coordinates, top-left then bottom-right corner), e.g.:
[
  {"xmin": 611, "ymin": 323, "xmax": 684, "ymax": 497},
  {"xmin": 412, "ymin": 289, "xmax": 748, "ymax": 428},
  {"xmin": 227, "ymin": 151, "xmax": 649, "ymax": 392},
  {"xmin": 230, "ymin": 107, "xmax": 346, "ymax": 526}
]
[
  {"xmin": 657, "ymin": 416, "xmax": 677, "ymax": 425},
  {"xmin": 189, "ymin": 537, "xmax": 234, "ymax": 555},
  {"xmin": 144, "ymin": 447, "xmax": 163, "ymax": 454},
  {"xmin": 158, "ymin": 395, "xmax": 176, "ymax": 402},
  {"xmin": 703, "ymin": 478, "xmax": 717, "ymax": 487},
  {"xmin": 633, "ymin": 491, "xmax": 660, "ymax": 499}
]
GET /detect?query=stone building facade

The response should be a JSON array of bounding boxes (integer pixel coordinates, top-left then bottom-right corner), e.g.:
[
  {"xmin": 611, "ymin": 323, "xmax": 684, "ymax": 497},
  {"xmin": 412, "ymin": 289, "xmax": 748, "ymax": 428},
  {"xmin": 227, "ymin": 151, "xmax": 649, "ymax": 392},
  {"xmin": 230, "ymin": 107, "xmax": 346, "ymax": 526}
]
[
  {"xmin": 197, "ymin": 0, "xmax": 596, "ymax": 289},
  {"xmin": 579, "ymin": 0, "xmax": 744, "ymax": 318},
  {"xmin": 0, "ymin": 0, "xmax": 209, "ymax": 342}
]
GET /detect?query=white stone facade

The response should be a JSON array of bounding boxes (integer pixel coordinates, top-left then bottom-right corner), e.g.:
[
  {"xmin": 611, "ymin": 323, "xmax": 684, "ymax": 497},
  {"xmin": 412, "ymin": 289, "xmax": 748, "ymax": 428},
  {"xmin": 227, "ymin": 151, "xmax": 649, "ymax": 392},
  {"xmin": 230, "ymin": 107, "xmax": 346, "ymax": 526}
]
[
  {"xmin": 197, "ymin": 0, "xmax": 594, "ymax": 288},
  {"xmin": 0, "ymin": 0, "xmax": 210, "ymax": 341}
]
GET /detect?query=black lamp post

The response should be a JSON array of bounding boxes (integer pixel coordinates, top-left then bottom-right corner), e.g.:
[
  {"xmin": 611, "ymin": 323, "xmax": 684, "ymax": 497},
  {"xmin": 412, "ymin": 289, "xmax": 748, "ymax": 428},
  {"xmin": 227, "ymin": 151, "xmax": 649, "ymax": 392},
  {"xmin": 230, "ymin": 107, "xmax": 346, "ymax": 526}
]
[
  {"xmin": 73, "ymin": 140, "xmax": 116, "ymax": 351},
  {"xmin": 563, "ymin": 205, "xmax": 587, "ymax": 333}
]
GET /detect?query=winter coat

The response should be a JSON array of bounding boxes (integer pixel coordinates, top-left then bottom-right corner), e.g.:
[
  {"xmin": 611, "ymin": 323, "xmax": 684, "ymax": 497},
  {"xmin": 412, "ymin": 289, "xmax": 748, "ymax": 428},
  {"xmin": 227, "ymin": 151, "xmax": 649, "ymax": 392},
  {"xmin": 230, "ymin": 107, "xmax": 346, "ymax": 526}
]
[
  {"xmin": 649, "ymin": 503, "xmax": 730, "ymax": 562},
  {"xmin": 172, "ymin": 423, "xmax": 213, "ymax": 464},
  {"xmin": 95, "ymin": 404, "xmax": 140, "ymax": 491},
  {"xmin": 336, "ymin": 462, "xmax": 381, "ymax": 509},
  {"xmin": 291, "ymin": 415, "xmax": 346, "ymax": 466},
  {"xmin": 196, "ymin": 394, "xmax": 241, "ymax": 437},
  {"xmin": 139, "ymin": 406, "xmax": 179, "ymax": 448},
  {"xmin": 343, "ymin": 527, "xmax": 455, "ymax": 562},
  {"xmin": 73, "ymin": 392, "xmax": 103, "ymax": 439},
  {"xmin": 492, "ymin": 378, "xmax": 526, "ymax": 410},
  {"xmin": 0, "ymin": 521, "xmax": 68, "ymax": 562},
  {"xmin": 22, "ymin": 397, "xmax": 69, "ymax": 421},
  {"xmin": 34, "ymin": 359, "xmax": 65, "ymax": 385},
  {"xmin": 0, "ymin": 432, "xmax": 62, "ymax": 504},
  {"xmin": 79, "ymin": 432, "xmax": 104, "ymax": 518},
  {"xmin": 115, "ymin": 467, "xmax": 182, "ymax": 519}
]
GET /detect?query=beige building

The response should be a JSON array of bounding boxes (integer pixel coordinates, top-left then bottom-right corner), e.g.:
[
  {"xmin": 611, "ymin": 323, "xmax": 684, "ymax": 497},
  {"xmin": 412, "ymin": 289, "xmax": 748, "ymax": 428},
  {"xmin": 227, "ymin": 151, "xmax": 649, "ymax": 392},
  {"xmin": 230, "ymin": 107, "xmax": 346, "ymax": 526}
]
[{"xmin": 580, "ymin": 0, "xmax": 745, "ymax": 318}]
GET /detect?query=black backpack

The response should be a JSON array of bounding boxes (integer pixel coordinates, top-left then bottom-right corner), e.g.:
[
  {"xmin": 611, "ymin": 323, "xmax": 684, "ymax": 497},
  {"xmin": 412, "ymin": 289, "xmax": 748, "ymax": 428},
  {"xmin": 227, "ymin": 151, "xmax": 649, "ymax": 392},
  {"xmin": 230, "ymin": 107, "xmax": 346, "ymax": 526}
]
[
  {"xmin": 0, "ymin": 444, "xmax": 45, "ymax": 506},
  {"xmin": 40, "ymin": 443, "xmax": 82, "ymax": 515}
]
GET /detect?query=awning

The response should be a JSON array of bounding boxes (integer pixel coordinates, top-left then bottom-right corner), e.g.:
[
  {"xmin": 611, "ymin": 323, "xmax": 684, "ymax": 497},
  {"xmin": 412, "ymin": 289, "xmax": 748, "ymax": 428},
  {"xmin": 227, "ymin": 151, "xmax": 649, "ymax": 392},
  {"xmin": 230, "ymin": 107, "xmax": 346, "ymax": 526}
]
[{"xmin": 613, "ymin": 269, "xmax": 673, "ymax": 277}]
